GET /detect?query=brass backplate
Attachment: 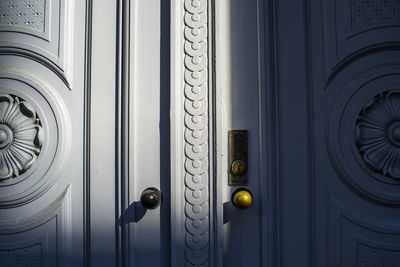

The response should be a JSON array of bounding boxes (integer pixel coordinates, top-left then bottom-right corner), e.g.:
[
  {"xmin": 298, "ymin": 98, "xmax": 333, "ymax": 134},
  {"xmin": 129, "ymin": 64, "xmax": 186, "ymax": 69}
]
[{"xmin": 228, "ymin": 130, "xmax": 248, "ymax": 186}]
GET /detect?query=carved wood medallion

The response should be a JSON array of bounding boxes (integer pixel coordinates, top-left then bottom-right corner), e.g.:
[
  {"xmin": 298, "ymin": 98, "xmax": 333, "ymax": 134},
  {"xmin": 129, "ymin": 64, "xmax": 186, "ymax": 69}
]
[{"xmin": 0, "ymin": 94, "xmax": 42, "ymax": 180}]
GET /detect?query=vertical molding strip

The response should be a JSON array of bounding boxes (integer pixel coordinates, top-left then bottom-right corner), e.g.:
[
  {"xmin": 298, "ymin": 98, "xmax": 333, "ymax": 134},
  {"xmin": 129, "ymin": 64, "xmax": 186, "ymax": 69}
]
[
  {"xmin": 209, "ymin": 0, "xmax": 219, "ymax": 264},
  {"xmin": 260, "ymin": 0, "xmax": 279, "ymax": 266},
  {"xmin": 303, "ymin": 0, "xmax": 316, "ymax": 265},
  {"xmin": 83, "ymin": 0, "xmax": 93, "ymax": 265},
  {"xmin": 116, "ymin": 0, "xmax": 131, "ymax": 266},
  {"xmin": 183, "ymin": 0, "xmax": 210, "ymax": 266},
  {"xmin": 171, "ymin": 0, "xmax": 212, "ymax": 265},
  {"xmin": 171, "ymin": 0, "xmax": 186, "ymax": 265}
]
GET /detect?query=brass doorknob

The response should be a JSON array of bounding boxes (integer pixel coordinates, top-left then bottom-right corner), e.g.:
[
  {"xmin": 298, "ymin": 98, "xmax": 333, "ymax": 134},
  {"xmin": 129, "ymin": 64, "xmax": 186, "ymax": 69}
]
[
  {"xmin": 140, "ymin": 187, "xmax": 162, "ymax": 209},
  {"xmin": 232, "ymin": 189, "xmax": 252, "ymax": 209}
]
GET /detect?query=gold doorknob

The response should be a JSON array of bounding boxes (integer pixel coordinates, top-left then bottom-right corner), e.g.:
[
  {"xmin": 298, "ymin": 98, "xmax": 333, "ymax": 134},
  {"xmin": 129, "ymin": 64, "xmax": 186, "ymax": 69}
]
[{"xmin": 232, "ymin": 189, "xmax": 252, "ymax": 209}]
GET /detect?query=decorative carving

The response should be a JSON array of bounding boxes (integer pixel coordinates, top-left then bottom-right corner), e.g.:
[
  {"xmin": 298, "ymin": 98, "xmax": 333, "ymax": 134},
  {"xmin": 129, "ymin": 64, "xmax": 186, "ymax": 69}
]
[
  {"xmin": 184, "ymin": 0, "xmax": 209, "ymax": 265},
  {"xmin": 322, "ymin": 0, "xmax": 400, "ymax": 87},
  {"xmin": 0, "ymin": 94, "xmax": 43, "ymax": 180},
  {"xmin": 0, "ymin": 0, "xmax": 75, "ymax": 88},
  {"xmin": 351, "ymin": 0, "xmax": 400, "ymax": 29},
  {"xmin": 0, "ymin": 244, "xmax": 41, "ymax": 267},
  {"xmin": 358, "ymin": 243, "xmax": 400, "ymax": 266},
  {"xmin": 0, "ymin": 186, "xmax": 71, "ymax": 266},
  {"xmin": 356, "ymin": 91, "xmax": 400, "ymax": 179},
  {"xmin": 327, "ymin": 65, "xmax": 400, "ymax": 205},
  {"xmin": 327, "ymin": 189, "xmax": 400, "ymax": 265},
  {"xmin": 0, "ymin": 0, "xmax": 45, "ymax": 32}
]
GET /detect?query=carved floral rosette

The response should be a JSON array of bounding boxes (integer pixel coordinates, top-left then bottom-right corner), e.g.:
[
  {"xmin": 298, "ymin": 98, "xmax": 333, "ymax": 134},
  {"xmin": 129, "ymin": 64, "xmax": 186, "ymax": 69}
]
[
  {"xmin": 0, "ymin": 94, "xmax": 43, "ymax": 180},
  {"xmin": 356, "ymin": 91, "xmax": 400, "ymax": 179}
]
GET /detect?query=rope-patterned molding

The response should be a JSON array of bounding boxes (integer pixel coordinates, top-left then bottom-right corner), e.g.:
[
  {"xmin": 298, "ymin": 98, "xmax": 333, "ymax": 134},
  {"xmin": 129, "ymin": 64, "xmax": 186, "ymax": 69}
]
[{"xmin": 183, "ymin": 0, "xmax": 209, "ymax": 265}]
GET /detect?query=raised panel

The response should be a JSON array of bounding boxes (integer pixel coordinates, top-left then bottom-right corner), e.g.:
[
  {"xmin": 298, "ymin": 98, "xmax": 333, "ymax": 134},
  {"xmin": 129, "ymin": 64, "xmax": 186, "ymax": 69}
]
[
  {"xmin": 0, "ymin": 186, "xmax": 71, "ymax": 267},
  {"xmin": 327, "ymin": 189, "xmax": 400, "ymax": 266},
  {"xmin": 0, "ymin": 0, "xmax": 49, "ymax": 34},
  {"xmin": 0, "ymin": 242, "xmax": 42, "ymax": 267},
  {"xmin": 0, "ymin": 0, "xmax": 74, "ymax": 86},
  {"xmin": 357, "ymin": 243, "xmax": 400, "ymax": 266},
  {"xmin": 322, "ymin": 0, "xmax": 400, "ymax": 85},
  {"xmin": 0, "ymin": 0, "xmax": 47, "ymax": 37},
  {"xmin": 351, "ymin": 0, "xmax": 400, "ymax": 30}
]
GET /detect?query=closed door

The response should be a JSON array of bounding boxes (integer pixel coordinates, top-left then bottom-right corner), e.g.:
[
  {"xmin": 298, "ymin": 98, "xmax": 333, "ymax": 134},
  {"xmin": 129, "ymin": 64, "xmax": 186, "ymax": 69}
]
[
  {"xmin": 268, "ymin": 0, "xmax": 400, "ymax": 266},
  {"xmin": 217, "ymin": 0, "xmax": 400, "ymax": 266},
  {"xmin": 2, "ymin": 0, "xmax": 400, "ymax": 267},
  {"xmin": 0, "ymin": 0, "xmax": 91, "ymax": 266},
  {"xmin": 0, "ymin": 0, "xmax": 122, "ymax": 265}
]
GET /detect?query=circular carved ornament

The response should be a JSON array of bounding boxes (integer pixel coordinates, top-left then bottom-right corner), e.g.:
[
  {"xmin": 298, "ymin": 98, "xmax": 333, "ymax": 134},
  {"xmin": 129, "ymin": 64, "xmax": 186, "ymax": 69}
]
[
  {"xmin": 356, "ymin": 91, "xmax": 400, "ymax": 179},
  {"xmin": 0, "ymin": 62, "xmax": 71, "ymax": 208},
  {"xmin": 0, "ymin": 94, "xmax": 43, "ymax": 180},
  {"xmin": 326, "ymin": 64, "xmax": 400, "ymax": 205}
]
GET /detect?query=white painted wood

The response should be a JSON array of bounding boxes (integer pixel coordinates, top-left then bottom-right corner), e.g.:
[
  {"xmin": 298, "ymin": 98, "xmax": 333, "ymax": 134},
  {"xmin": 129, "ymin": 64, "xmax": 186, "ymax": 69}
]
[
  {"xmin": 215, "ymin": 0, "xmax": 263, "ymax": 266},
  {"xmin": 0, "ymin": 0, "xmax": 87, "ymax": 266},
  {"xmin": 0, "ymin": 0, "xmax": 75, "ymax": 86},
  {"xmin": 129, "ymin": 0, "xmax": 164, "ymax": 266},
  {"xmin": 171, "ymin": 0, "xmax": 213, "ymax": 266},
  {"xmin": 170, "ymin": 0, "xmax": 186, "ymax": 265},
  {"xmin": 0, "ymin": 1, "xmax": 219, "ymax": 266},
  {"xmin": 90, "ymin": 0, "xmax": 117, "ymax": 266}
]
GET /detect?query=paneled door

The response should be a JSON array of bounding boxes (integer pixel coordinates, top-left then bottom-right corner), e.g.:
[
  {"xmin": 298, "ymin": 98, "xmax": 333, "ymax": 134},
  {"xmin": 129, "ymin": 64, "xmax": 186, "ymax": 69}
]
[
  {"xmin": 215, "ymin": 0, "xmax": 400, "ymax": 267},
  {"xmin": 2, "ymin": 0, "xmax": 400, "ymax": 267},
  {"xmin": 0, "ymin": 0, "xmax": 90, "ymax": 266},
  {"xmin": 0, "ymin": 0, "xmax": 118, "ymax": 266}
]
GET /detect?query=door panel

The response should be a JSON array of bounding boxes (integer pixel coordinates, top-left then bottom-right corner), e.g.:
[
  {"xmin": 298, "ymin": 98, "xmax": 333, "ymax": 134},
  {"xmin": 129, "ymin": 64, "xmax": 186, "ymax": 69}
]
[
  {"xmin": 128, "ymin": 0, "xmax": 169, "ymax": 265},
  {"xmin": 0, "ymin": 0, "xmax": 88, "ymax": 266},
  {"xmin": 215, "ymin": 0, "xmax": 262, "ymax": 266},
  {"xmin": 268, "ymin": 0, "xmax": 400, "ymax": 266},
  {"xmin": 216, "ymin": 0, "xmax": 400, "ymax": 266},
  {"xmin": 90, "ymin": 0, "xmax": 117, "ymax": 266}
]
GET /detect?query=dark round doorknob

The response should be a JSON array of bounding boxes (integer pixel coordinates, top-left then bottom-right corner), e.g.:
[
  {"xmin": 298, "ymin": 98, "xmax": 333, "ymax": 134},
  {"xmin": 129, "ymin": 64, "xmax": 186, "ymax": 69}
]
[
  {"xmin": 232, "ymin": 188, "xmax": 253, "ymax": 209},
  {"xmin": 140, "ymin": 187, "xmax": 162, "ymax": 209}
]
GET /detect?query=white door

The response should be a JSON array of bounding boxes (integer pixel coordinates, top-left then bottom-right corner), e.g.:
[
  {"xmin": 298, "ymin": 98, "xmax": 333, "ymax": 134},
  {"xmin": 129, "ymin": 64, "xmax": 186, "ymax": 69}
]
[
  {"xmin": 0, "ymin": 0, "xmax": 254, "ymax": 266},
  {"xmin": 0, "ymin": 0, "xmax": 91, "ymax": 266},
  {"xmin": 0, "ymin": 0, "xmax": 191, "ymax": 266},
  {"xmin": 0, "ymin": 0, "xmax": 120, "ymax": 266}
]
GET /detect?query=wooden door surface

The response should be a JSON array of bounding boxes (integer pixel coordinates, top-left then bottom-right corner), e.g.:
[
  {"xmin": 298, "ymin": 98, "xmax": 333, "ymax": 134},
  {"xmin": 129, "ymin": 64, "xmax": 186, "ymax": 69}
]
[
  {"xmin": 270, "ymin": 0, "xmax": 400, "ymax": 266},
  {"xmin": 0, "ymin": 1, "xmax": 119, "ymax": 266},
  {"xmin": 0, "ymin": 0, "xmax": 89, "ymax": 266},
  {"xmin": 1, "ymin": 0, "xmax": 400, "ymax": 267},
  {"xmin": 216, "ymin": 0, "xmax": 400, "ymax": 266}
]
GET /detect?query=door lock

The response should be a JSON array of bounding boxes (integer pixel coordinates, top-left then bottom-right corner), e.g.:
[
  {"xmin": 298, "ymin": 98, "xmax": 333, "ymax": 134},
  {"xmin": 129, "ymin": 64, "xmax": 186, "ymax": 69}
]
[
  {"xmin": 228, "ymin": 130, "xmax": 248, "ymax": 185},
  {"xmin": 231, "ymin": 160, "xmax": 247, "ymax": 176}
]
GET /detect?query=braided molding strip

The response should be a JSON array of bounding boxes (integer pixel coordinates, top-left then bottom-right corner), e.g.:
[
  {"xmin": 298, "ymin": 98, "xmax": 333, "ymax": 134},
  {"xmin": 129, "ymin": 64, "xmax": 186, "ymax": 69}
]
[{"xmin": 184, "ymin": 0, "xmax": 209, "ymax": 265}]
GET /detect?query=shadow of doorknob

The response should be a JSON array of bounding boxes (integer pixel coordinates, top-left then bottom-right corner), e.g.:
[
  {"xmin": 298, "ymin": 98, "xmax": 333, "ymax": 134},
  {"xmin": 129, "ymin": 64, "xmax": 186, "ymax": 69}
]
[{"xmin": 140, "ymin": 187, "xmax": 162, "ymax": 209}]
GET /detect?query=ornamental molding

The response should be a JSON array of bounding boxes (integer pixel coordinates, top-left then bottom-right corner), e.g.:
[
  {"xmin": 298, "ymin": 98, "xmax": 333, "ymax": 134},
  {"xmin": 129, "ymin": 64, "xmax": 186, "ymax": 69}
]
[
  {"xmin": 0, "ymin": 94, "xmax": 43, "ymax": 180},
  {"xmin": 0, "ymin": 0, "xmax": 46, "ymax": 32},
  {"xmin": 356, "ymin": 90, "xmax": 400, "ymax": 178},
  {"xmin": 183, "ymin": 0, "xmax": 209, "ymax": 265},
  {"xmin": 351, "ymin": 0, "xmax": 400, "ymax": 29}
]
